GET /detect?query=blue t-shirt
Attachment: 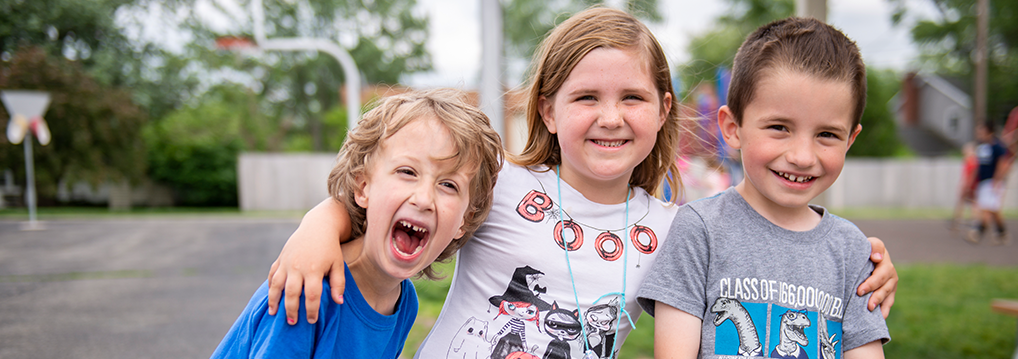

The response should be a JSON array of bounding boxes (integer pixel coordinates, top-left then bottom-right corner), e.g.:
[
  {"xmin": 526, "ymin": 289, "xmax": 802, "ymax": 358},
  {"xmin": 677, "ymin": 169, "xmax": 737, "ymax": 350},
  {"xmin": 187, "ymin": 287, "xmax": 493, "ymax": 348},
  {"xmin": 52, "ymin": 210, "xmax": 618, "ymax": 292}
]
[
  {"xmin": 976, "ymin": 139, "xmax": 1009, "ymax": 181},
  {"xmin": 212, "ymin": 264, "xmax": 418, "ymax": 358}
]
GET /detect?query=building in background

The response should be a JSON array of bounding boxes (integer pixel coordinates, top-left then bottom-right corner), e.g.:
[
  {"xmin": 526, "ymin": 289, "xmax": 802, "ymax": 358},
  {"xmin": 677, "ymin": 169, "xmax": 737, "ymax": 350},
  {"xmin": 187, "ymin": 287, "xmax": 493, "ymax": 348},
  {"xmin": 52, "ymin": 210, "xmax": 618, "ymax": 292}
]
[{"xmin": 894, "ymin": 72, "xmax": 973, "ymax": 156}]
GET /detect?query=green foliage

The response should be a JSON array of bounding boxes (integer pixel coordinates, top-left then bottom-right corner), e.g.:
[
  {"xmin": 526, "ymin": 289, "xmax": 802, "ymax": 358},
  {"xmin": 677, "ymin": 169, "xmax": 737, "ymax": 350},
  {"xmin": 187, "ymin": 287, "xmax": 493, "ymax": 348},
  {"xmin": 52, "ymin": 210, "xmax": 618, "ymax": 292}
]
[
  {"xmin": 850, "ymin": 68, "xmax": 905, "ymax": 157},
  {"xmin": 143, "ymin": 86, "xmax": 251, "ymax": 206},
  {"xmin": 179, "ymin": 0, "xmax": 432, "ymax": 152},
  {"xmin": 0, "ymin": 0, "xmax": 134, "ymax": 73},
  {"xmin": 888, "ymin": 0, "xmax": 1018, "ymax": 124},
  {"xmin": 0, "ymin": 47, "xmax": 147, "ymax": 198},
  {"xmin": 321, "ymin": 105, "xmax": 348, "ymax": 152},
  {"xmin": 0, "ymin": 0, "xmax": 195, "ymax": 121},
  {"xmin": 677, "ymin": 0, "xmax": 793, "ymax": 98}
]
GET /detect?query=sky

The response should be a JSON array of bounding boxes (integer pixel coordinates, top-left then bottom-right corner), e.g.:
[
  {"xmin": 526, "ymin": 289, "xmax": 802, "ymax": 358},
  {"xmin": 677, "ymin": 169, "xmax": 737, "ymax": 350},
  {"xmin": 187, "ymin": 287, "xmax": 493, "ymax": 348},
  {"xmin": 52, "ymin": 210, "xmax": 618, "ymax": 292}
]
[{"xmin": 404, "ymin": 0, "xmax": 939, "ymax": 88}]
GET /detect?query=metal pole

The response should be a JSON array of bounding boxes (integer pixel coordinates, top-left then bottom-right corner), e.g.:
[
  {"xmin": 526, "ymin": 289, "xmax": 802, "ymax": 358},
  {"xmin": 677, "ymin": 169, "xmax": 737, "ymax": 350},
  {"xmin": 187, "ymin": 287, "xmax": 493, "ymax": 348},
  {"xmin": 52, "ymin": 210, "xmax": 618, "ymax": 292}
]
[
  {"xmin": 23, "ymin": 134, "xmax": 37, "ymax": 226},
  {"xmin": 251, "ymin": 0, "xmax": 361, "ymax": 130},
  {"xmin": 480, "ymin": 0, "xmax": 504, "ymax": 138}
]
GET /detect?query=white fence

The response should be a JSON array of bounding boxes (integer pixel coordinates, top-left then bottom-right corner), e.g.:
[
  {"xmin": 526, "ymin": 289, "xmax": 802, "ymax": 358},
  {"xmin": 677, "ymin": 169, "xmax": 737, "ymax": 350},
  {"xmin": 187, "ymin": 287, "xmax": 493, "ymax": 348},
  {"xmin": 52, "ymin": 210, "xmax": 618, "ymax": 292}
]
[
  {"xmin": 238, "ymin": 153, "xmax": 1018, "ymax": 211},
  {"xmin": 821, "ymin": 158, "xmax": 1018, "ymax": 209},
  {"xmin": 238, "ymin": 153, "xmax": 336, "ymax": 211}
]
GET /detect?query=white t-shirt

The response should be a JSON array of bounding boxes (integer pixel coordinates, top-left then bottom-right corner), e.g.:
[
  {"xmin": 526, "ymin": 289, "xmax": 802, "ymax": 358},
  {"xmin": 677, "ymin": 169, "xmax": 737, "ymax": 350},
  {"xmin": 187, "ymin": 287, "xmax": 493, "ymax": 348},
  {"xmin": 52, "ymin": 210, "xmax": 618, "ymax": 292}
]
[{"xmin": 416, "ymin": 163, "xmax": 677, "ymax": 359}]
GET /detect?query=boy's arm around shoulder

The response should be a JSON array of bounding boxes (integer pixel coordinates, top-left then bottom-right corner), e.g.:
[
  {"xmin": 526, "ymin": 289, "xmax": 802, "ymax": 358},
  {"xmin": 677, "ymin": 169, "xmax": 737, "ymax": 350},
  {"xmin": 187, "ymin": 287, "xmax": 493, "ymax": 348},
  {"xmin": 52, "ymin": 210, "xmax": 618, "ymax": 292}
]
[{"xmin": 268, "ymin": 197, "xmax": 353, "ymax": 325}]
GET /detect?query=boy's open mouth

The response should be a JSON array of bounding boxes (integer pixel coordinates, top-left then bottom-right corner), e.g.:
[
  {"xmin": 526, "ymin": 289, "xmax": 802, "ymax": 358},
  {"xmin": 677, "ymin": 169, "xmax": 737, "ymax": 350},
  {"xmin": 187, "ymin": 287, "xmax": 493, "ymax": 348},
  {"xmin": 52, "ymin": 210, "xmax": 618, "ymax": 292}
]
[
  {"xmin": 775, "ymin": 171, "xmax": 814, "ymax": 183},
  {"xmin": 392, "ymin": 220, "xmax": 428, "ymax": 258}
]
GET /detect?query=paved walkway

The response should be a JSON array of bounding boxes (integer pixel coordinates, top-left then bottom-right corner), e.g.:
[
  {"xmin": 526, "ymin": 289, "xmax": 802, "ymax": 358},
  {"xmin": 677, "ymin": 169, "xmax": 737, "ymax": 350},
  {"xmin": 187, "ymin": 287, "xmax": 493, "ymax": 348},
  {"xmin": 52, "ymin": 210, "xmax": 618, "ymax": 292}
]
[
  {"xmin": 0, "ymin": 216, "xmax": 1014, "ymax": 358},
  {"xmin": 853, "ymin": 218, "xmax": 1018, "ymax": 266}
]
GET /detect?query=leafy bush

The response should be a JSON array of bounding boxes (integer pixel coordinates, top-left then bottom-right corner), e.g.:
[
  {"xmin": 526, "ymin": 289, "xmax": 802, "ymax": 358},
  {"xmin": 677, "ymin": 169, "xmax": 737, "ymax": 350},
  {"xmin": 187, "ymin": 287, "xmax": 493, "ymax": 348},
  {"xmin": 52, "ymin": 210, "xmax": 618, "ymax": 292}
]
[{"xmin": 144, "ymin": 88, "xmax": 248, "ymax": 206}]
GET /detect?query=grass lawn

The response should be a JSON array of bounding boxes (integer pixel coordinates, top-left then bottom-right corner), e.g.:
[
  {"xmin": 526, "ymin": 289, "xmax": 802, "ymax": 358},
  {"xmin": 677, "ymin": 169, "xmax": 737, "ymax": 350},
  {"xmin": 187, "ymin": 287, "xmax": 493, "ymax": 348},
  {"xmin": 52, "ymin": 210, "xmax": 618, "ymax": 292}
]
[{"xmin": 408, "ymin": 263, "xmax": 1018, "ymax": 359}]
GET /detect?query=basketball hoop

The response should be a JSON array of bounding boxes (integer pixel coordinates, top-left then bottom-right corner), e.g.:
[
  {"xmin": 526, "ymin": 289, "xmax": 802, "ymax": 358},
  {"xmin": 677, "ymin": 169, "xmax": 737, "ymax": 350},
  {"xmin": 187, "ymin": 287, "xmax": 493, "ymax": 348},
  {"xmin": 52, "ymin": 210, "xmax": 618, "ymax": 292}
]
[{"xmin": 215, "ymin": 36, "xmax": 260, "ymax": 55}]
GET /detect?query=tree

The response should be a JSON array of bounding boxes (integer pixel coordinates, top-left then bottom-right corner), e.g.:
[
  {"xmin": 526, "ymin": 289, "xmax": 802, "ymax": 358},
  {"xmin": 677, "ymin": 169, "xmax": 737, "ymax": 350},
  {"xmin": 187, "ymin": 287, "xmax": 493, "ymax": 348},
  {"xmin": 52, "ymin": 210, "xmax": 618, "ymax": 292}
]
[
  {"xmin": 850, "ymin": 68, "xmax": 904, "ymax": 156},
  {"xmin": 143, "ymin": 85, "xmax": 254, "ymax": 206},
  {"xmin": 177, "ymin": 0, "xmax": 432, "ymax": 152},
  {"xmin": 0, "ymin": 0, "xmax": 196, "ymax": 121},
  {"xmin": 889, "ymin": 0, "xmax": 1018, "ymax": 124},
  {"xmin": 678, "ymin": 0, "xmax": 793, "ymax": 97},
  {"xmin": 0, "ymin": 47, "xmax": 147, "ymax": 200}
]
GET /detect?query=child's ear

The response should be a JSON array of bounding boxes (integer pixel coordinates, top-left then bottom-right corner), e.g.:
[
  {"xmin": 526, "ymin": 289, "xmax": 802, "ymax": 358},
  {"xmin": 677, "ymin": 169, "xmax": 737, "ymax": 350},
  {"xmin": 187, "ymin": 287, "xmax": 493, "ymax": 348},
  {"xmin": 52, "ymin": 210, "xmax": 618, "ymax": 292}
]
[
  {"xmin": 847, "ymin": 124, "xmax": 863, "ymax": 149},
  {"xmin": 538, "ymin": 95, "xmax": 557, "ymax": 134},
  {"xmin": 354, "ymin": 173, "xmax": 369, "ymax": 208},
  {"xmin": 718, "ymin": 105, "xmax": 742, "ymax": 149},
  {"xmin": 658, "ymin": 91, "xmax": 673, "ymax": 128}
]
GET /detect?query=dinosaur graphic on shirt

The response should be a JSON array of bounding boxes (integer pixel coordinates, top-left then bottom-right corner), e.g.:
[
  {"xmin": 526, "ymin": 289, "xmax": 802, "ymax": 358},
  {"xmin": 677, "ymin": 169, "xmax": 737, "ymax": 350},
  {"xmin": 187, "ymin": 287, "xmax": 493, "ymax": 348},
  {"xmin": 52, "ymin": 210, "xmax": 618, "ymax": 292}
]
[
  {"xmin": 710, "ymin": 297, "xmax": 763, "ymax": 356},
  {"xmin": 770, "ymin": 309, "xmax": 811, "ymax": 359},
  {"xmin": 817, "ymin": 312, "xmax": 839, "ymax": 359}
]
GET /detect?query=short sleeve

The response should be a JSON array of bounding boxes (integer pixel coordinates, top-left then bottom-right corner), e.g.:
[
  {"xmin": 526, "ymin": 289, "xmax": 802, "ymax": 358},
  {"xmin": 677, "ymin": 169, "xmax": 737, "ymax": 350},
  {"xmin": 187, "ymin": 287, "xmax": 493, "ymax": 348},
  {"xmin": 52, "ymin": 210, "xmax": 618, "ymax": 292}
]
[
  {"xmin": 211, "ymin": 281, "xmax": 317, "ymax": 358},
  {"xmin": 840, "ymin": 246, "xmax": 890, "ymax": 350},
  {"xmin": 637, "ymin": 204, "xmax": 710, "ymax": 319}
]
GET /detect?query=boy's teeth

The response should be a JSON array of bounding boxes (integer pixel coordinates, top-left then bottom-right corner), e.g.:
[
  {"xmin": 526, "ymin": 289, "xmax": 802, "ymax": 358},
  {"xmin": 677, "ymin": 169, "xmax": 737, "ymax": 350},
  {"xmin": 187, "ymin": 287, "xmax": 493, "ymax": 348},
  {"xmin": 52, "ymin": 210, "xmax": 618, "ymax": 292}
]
[
  {"xmin": 777, "ymin": 172, "xmax": 813, "ymax": 183},
  {"xmin": 399, "ymin": 220, "xmax": 426, "ymax": 234}
]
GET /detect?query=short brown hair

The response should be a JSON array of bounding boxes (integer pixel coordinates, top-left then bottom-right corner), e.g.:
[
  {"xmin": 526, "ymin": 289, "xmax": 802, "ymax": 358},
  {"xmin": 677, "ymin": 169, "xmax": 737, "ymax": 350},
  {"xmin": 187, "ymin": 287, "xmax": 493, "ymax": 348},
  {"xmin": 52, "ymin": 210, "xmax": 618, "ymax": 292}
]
[
  {"xmin": 512, "ymin": 6, "xmax": 686, "ymax": 202},
  {"xmin": 327, "ymin": 89, "xmax": 503, "ymax": 279},
  {"xmin": 728, "ymin": 17, "xmax": 867, "ymax": 128}
]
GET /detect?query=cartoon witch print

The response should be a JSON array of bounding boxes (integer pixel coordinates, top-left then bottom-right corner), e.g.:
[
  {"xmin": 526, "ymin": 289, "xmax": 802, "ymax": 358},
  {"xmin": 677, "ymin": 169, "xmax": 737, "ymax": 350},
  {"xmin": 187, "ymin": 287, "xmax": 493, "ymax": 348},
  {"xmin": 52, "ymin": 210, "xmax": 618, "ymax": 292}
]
[{"xmin": 489, "ymin": 266, "xmax": 552, "ymax": 359}]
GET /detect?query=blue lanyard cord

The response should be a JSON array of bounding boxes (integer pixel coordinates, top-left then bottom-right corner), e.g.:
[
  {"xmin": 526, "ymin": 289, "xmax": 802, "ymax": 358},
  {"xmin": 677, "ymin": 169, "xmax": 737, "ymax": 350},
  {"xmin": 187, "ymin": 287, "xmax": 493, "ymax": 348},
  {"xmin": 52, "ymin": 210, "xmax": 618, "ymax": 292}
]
[
  {"xmin": 558, "ymin": 165, "xmax": 590, "ymax": 353},
  {"xmin": 557, "ymin": 166, "xmax": 632, "ymax": 358},
  {"xmin": 611, "ymin": 187, "xmax": 630, "ymax": 357}
]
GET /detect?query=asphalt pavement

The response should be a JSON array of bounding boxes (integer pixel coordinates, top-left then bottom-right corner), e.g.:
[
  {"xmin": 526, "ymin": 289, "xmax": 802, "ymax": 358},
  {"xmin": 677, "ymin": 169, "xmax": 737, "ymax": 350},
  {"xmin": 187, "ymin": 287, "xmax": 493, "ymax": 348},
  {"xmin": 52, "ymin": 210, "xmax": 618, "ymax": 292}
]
[
  {"xmin": 0, "ymin": 217, "xmax": 298, "ymax": 359},
  {"xmin": 0, "ymin": 216, "xmax": 1014, "ymax": 358}
]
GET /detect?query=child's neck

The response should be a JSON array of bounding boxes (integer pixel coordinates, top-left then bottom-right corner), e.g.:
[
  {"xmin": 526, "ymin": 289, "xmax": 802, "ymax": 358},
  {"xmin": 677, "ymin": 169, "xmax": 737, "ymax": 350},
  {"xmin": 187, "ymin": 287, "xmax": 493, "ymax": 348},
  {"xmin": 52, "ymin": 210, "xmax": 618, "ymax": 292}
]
[
  {"xmin": 734, "ymin": 182, "xmax": 822, "ymax": 232},
  {"xmin": 557, "ymin": 166, "xmax": 632, "ymax": 204},
  {"xmin": 341, "ymin": 238, "xmax": 403, "ymax": 316}
]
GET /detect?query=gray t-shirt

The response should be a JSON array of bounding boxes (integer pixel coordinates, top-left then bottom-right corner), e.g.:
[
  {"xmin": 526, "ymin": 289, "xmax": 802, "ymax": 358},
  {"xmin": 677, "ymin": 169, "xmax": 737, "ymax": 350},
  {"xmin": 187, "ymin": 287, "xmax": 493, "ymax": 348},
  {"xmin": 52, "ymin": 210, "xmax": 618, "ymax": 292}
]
[{"xmin": 637, "ymin": 188, "xmax": 889, "ymax": 358}]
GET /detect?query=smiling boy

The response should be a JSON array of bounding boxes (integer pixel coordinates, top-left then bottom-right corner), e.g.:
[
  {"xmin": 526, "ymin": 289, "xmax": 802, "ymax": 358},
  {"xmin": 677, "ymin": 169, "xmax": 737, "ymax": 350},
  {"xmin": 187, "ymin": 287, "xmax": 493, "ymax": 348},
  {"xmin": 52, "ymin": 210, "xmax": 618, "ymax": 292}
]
[
  {"xmin": 212, "ymin": 89, "xmax": 502, "ymax": 358},
  {"xmin": 638, "ymin": 18, "xmax": 889, "ymax": 359}
]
